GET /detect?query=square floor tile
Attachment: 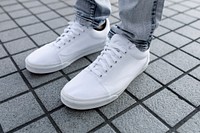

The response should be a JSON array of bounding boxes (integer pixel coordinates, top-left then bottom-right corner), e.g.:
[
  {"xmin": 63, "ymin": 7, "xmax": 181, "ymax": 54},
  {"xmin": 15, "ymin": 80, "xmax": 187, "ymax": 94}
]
[
  {"xmin": 4, "ymin": 37, "xmax": 36, "ymax": 54},
  {"xmin": 0, "ymin": 20, "xmax": 17, "ymax": 31},
  {"xmin": 127, "ymin": 73, "xmax": 162, "ymax": 99},
  {"xmin": 177, "ymin": 112, "xmax": 200, "ymax": 133},
  {"xmin": 45, "ymin": 17, "xmax": 68, "ymax": 29},
  {"xmin": 15, "ymin": 16, "xmax": 40, "ymax": 26},
  {"xmin": 150, "ymin": 39, "xmax": 175, "ymax": 56},
  {"xmin": 168, "ymin": 4, "xmax": 189, "ymax": 12},
  {"xmin": 35, "ymin": 78, "xmax": 68, "ymax": 111},
  {"xmin": 22, "ymin": 1, "xmax": 42, "ymax": 8},
  {"xmin": 12, "ymin": 49, "xmax": 36, "ymax": 70},
  {"xmin": 94, "ymin": 124, "xmax": 115, "ymax": 133},
  {"xmin": 37, "ymin": 11, "xmax": 60, "ymax": 21},
  {"xmin": 0, "ymin": 28, "xmax": 26, "ymax": 42},
  {"xmin": 185, "ymin": 9, "xmax": 200, "ymax": 18},
  {"xmin": 0, "ymin": 45, "xmax": 7, "ymax": 58},
  {"xmin": 62, "ymin": 58, "xmax": 90, "ymax": 74},
  {"xmin": 3, "ymin": 4, "xmax": 24, "ymax": 12},
  {"xmin": 176, "ymin": 26, "xmax": 200, "ymax": 40},
  {"xmin": 51, "ymin": 108, "xmax": 104, "ymax": 133},
  {"xmin": 9, "ymin": 9, "xmax": 31, "ymax": 18},
  {"xmin": 29, "ymin": 5, "xmax": 51, "ymax": 14},
  {"xmin": 144, "ymin": 89, "xmax": 194, "ymax": 126},
  {"xmin": 180, "ymin": 1, "xmax": 199, "ymax": 8},
  {"xmin": 31, "ymin": 31, "xmax": 58, "ymax": 46},
  {"xmin": 22, "ymin": 70, "xmax": 62, "ymax": 88},
  {"xmin": 14, "ymin": 117, "xmax": 56, "ymax": 133},
  {"xmin": 182, "ymin": 42, "xmax": 200, "ymax": 58},
  {"xmin": 99, "ymin": 92, "xmax": 136, "ymax": 118},
  {"xmin": 0, "ymin": 13, "xmax": 10, "ymax": 22},
  {"xmin": 163, "ymin": 50, "xmax": 199, "ymax": 71},
  {"xmin": 190, "ymin": 66, "xmax": 200, "ymax": 80},
  {"xmin": 146, "ymin": 59, "xmax": 183, "ymax": 84},
  {"xmin": 87, "ymin": 52, "xmax": 101, "ymax": 62},
  {"xmin": 0, "ymin": 58, "xmax": 17, "ymax": 77},
  {"xmin": 190, "ymin": 20, "xmax": 200, "ymax": 30},
  {"xmin": 160, "ymin": 32, "xmax": 192, "ymax": 48},
  {"xmin": 172, "ymin": 13, "xmax": 197, "ymax": 24},
  {"xmin": 169, "ymin": 75, "xmax": 200, "ymax": 106},
  {"xmin": 112, "ymin": 105, "xmax": 168, "ymax": 133},
  {"xmin": 162, "ymin": 8, "xmax": 178, "ymax": 17},
  {"xmin": 22, "ymin": 23, "xmax": 49, "ymax": 35},
  {"xmin": 0, "ymin": 73, "xmax": 28, "ymax": 101},
  {"xmin": 48, "ymin": 2, "xmax": 67, "ymax": 10},
  {"xmin": 0, "ymin": 93, "xmax": 43, "ymax": 132},
  {"xmin": 153, "ymin": 26, "xmax": 170, "ymax": 37},
  {"xmin": 56, "ymin": 7, "xmax": 75, "ymax": 16},
  {"xmin": 160, "ymin": 18, "xmax": 183, "ymax": 30}
]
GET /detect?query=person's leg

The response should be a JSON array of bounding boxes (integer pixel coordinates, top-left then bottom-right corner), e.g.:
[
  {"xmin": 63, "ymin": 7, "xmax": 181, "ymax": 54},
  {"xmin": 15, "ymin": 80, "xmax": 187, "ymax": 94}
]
[
  {"xmin": 75, "ymin": 0, "xmax": 111, "ymax": 28},
  {"xmin": 25, "ymin": 0, "xmax": 111, "ymax": 74},
  {"xmin": 109, "ymin": 0, "xmax": 165, "ymax": 51}
]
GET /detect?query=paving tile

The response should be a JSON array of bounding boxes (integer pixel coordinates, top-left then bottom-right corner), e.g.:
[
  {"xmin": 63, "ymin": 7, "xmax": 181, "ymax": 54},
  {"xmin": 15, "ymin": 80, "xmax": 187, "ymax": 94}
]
[
  {"xmin": 177, "ymin": 112, "xmax": 200, "ymax": 133},
  {"xmin": 182, "ymin": 42, "xmax": 200, "ymax": 58},
  {"xmin": 40, "ymin": 0, "xmax": 59, "ymax": 4},
  {"xmin": 190, "ymin": 66, "xmax": 200, "ymax": 80},
  {"xmin": 35, "ymin": 78, "xmax": 68, "ymax": 111},
  {"xmin": 48, "ymin": 2, "xmax": 67, "ymax": 10},
  {"xmin": 29, "ymin": 5, "xmax": 51, "ymax": 14},
  {"xmin": 12, "ymin": 49, "xmax": 36, "ymax": 70},
  {"xmin": 4, "ymin": 37, "xmax": 36, "ymax": 54},
  {"xmin": 15, "ymin": 16, "xmax": 40, "ymax": 26},
  {"xmin": 68, "ymin": 69, "xmax": 82, "ymax": 79},
  {"xmin": 37, "ymin": 11, "xmax": 60, "ymax": 21},
  {"xmin": 162, "ymin": 8, "xmax": 178, "ymax": 17},
  {"xmin": 144, "ymin": 89, "xmax": 194, "ymax": 126},
  {"xmin": 0, "ymin": 73, "xmax": 28, "ymax": 101},
  {"xmin": 45, "ymin": 17, "xmax": 68, "ymax": 29},
  {"xmin": 160, "ymin": 32, "xmax": 191, "ymax": 48},
  {"xmin": 0, "ymin": 93, "xmax": 44, "ymax": 132},
  {"xmin": 168, "ymin": 4, "xmax": 189, "ymax": 12},
  {"xmin": 180, "ymin": 1, "xmax": 199, "ymax": 8},
  {"xmin": 153, "ymin": 26, "xmax": 170, "ymax": 37},
  {"xmin": 150, "ymin": 39, "xmax": 175, "ymax": 56},
  {"xmin": 3, "ymin": 4, "xmax": 24, "ymax": 12},
  {"xmin": 169, "ymin": 75, "xmax": 200, "ymax": 106},
  {"xmin": 184, "ymin": 9, "xmax": 200, "ymax": 18},
  {"xmin": 22, "ymin": 23, "xmax": 49, "ymax": 35},
  {"xmin": 0, "ymin": 45, "xmax": 7, "ymax": 58},
  {"xmin": 99, "ymin": 92, "xmax": 136, "ymax": 118},
  {"xmin": 31, "ymin": 31, "xmax": 58, "ymax": 46},
  {"xmin": 150, "ymin": 53, "xmax": 158, "ymax": 62},
  {"xmin": 22, "ymin": 69, "xmax": 62, "ymax": 88},
  {"xmin": 176, "ymin": 26, "xmax": 200, "ymax": 40},
  {"xmin": 109, "ymin": 16, "xmax": 120, "ymax": 24},
  {"xmin": 0, "ymin": 20, "xmax": 17, "ymax": 31},
  {"xmin": 160, "ymin": 18, "xmax": 183, "ymax": 30},
  {"xmin": 172, "ymin": 13, "xmax": 197, "ymax": 24},
  {"xmin": 112, "ymin": 105, "xmax": 168, "ymax": 133},
  {"xmin": 0, "ymin": 0, "xmax": 17, "ymax": 6},
  {"xmin": 51, "ymin": 108, "xmax": 104, "ymax": 133},
  {"xmin": 62, "ymin": 58, "xmax": 91, "ymax": 74},
  {"xmin": 56, "ymin": 7, "xmax": 75, "ymax": 16},
  {"xmin": 9, "ymin": 9, "xmax": 31, "ymax": 18},
  {"xmin": 190, "ymin": 20, "xmax": 200, "ymax": 30},
  {"xmin": 163, "ymin": 50, "xmax": 199, "ymax": 71},
  {"xmin": 54, "ymin": 26, "xmax": 66, "ymax": 34},
  {"xmin": 14, "ymin": 117, "xmax": 57, "ymax": 133},
  {"xmin": 94, "ymin": 125, "xmax": 115, "ymax": 133},
  {"xmin": 127, "ymin": 73, "xmax": 162, "ymax": 99},
  {"xmin": 146, "ymin": 59, "xmax": 183, "ymax": 84},
  {"xmin": 0, "ymin": 13, "xmax": 10, "ymax": 22},
  {"xmin": 0, "ymin": 28, "xmax": 26, "ymax": 42},
  {"xmin": 0, "ymin": 58, "xmax": 17, "ymax": 77},
  {"xmin": 22, "ymin": 1, "xmax": 42, "ymax": 8}
]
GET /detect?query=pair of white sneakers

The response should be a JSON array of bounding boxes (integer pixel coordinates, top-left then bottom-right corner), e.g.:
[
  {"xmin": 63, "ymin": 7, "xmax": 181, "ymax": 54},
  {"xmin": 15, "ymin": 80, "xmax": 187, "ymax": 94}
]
[{"xmin": 25, "ymin": 19, "xmax": 150, "ymax": 110}]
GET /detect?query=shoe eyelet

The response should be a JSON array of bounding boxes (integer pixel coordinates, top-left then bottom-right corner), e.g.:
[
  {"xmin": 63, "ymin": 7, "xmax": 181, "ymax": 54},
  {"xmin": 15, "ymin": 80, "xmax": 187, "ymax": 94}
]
[
  {"xmin": 100, "ymin": 75, "xmax": 103, "ymax": 77},
  {"xmin": 68, "ymin": 40, "xmax": 71, "ymax": 42},
  {"xmin": 105, "ymin": 70, "xmax": 108, "ymax": 73},
  {"xmin": 115, "ymin": 61, "xmax": 117, "ymax": 63},
  {"xmin": 110, "ymin": 65, "xmax": 113, "ymax": 68},
  {"xmin": 124, "ymin": 52, "xmax": 127, "ymax": 54},
  {"xmin": 119, "ymin": 56, "xmax": 122, "ymax": 59},
  {"xmin": 73, "ymin": 37, "xmax": 75, "ymax": 39}
]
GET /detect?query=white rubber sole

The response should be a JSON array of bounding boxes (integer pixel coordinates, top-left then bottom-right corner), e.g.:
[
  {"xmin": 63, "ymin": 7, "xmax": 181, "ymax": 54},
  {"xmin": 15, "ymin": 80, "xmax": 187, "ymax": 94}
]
[
  {"xmin": 60, "ymin": 54, "xmax": 150, "ymax": 110},
  {"xmin": 25, "ymin": 43, "xmax": 105, "ymax": 74}
]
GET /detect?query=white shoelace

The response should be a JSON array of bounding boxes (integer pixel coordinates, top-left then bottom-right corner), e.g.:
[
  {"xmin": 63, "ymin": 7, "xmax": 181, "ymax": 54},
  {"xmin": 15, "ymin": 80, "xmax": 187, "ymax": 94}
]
[
  {"xmin": 54, "ymin": 22, "xmax": 86, "ymax": 48},
  {"xmin": 89, "ymin": 40, "xmax": 132, "ymax": 77}
]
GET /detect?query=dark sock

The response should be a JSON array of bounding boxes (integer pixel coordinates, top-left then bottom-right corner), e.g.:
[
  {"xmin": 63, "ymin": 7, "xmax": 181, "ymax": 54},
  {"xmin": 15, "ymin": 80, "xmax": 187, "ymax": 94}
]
[{"xmin": 94, "ymin": 21, "xmax": 106, "ymax": 31}]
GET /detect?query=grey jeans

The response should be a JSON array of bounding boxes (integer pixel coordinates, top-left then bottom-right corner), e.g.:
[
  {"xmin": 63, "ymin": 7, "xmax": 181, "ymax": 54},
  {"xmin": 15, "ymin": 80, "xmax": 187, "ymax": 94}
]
[{"xmin": 75, "ymin": 0, "xmax": 165, "ymax": 51}]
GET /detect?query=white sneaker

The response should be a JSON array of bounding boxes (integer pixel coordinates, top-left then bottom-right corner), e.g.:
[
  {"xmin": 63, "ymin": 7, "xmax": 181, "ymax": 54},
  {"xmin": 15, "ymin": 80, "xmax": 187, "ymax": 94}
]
[
  {"xmin": 61, "ymin": 34, "xmax": 150, "ymax": 110},
  {"xmin": 25, "ymin": 19, "xmax": 110, "ymax": 74}
]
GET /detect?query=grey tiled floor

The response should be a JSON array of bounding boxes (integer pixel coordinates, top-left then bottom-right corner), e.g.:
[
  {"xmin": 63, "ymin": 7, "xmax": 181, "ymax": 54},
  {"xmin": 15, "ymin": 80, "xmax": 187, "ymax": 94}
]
[{"xmin": 0, "ymin": 0, "xmax": 200, "ymax": 133}]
